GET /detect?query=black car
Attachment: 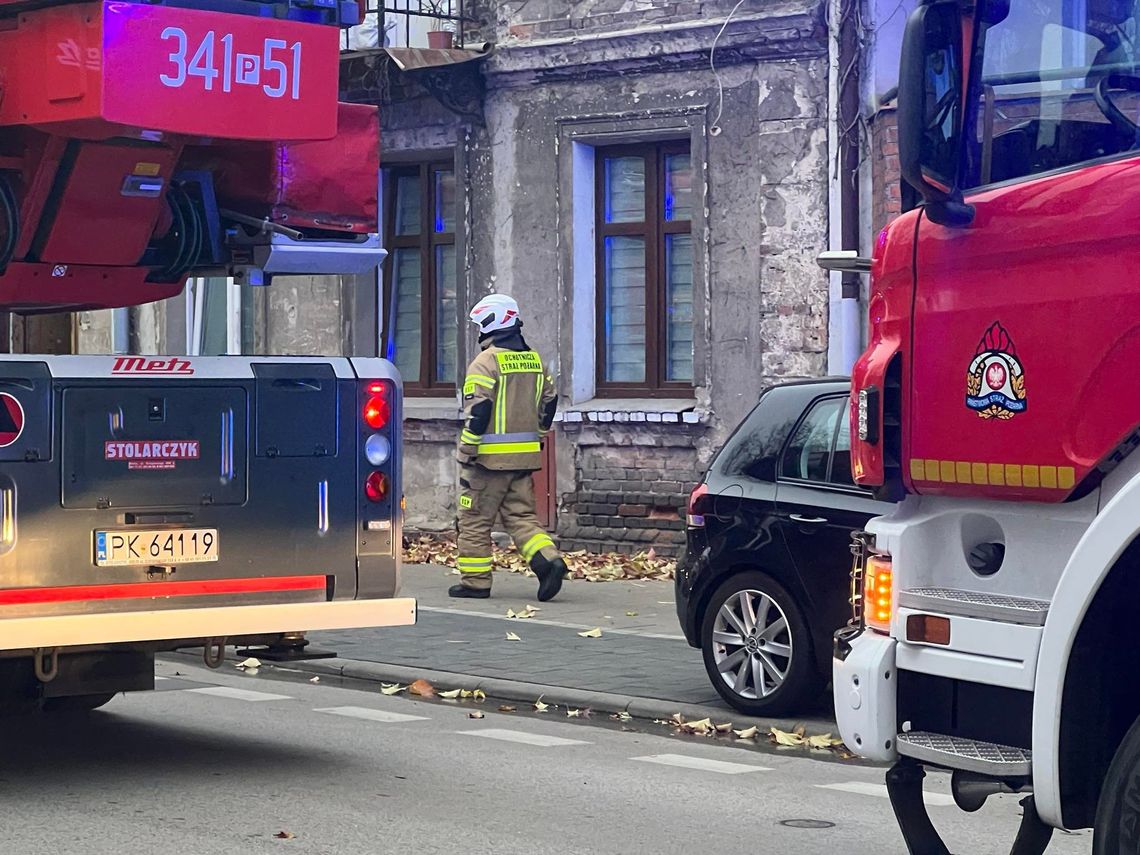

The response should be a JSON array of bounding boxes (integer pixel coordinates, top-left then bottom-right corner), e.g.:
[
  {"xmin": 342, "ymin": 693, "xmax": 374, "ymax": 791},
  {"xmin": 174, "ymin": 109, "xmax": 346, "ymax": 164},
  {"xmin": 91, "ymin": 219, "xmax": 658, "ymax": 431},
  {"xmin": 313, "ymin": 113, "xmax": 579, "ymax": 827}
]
[{"xmin": 675, "ymin": 378, "xmax": 892, "ymax": 716}]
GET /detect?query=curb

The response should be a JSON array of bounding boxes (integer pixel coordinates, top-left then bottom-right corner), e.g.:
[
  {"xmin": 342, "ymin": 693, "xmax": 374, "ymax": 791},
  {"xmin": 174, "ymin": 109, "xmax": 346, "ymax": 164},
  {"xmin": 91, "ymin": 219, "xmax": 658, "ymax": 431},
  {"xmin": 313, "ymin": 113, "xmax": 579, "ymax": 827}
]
[{"xmin": 265, "ymin": 655, "xmax": 838, "ymax": 735}]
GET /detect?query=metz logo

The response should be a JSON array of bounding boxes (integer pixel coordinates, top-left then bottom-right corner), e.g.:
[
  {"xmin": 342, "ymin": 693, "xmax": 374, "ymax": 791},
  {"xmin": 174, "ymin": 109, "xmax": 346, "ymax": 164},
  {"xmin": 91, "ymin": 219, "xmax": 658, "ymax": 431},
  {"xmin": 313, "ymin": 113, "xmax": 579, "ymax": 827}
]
[{"xmin": 112, "ymin": 357, "xmax": 194, "ymax": 376}]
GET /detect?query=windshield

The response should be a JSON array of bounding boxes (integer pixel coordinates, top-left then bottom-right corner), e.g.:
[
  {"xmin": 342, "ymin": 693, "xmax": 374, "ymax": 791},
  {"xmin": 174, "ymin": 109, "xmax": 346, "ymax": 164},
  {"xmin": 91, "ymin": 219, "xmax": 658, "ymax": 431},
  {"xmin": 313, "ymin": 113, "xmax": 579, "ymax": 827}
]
[{"xmin": 964, "ymin": 0, "xmax": 1140, "ymax": 189}]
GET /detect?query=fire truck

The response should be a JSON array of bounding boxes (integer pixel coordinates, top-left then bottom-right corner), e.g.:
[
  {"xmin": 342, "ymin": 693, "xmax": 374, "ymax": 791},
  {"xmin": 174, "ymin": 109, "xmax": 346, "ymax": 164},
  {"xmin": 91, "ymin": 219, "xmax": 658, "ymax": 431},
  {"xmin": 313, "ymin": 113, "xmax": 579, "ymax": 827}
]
[
  {"xmin": 0, "ymin": 0, "xmax": 413, "ymax": 711},
  {"xmin": 820, "ymin": 0, "xmax": 1140, "ymax": 851}
]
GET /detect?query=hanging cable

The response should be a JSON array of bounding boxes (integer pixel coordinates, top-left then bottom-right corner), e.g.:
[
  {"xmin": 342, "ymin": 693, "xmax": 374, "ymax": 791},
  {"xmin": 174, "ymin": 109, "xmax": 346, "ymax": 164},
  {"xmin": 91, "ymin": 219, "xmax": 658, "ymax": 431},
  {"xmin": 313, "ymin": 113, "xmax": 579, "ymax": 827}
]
[{"xmin": 709, "ymin": 0, "xmax": 749, "ymax": 137}]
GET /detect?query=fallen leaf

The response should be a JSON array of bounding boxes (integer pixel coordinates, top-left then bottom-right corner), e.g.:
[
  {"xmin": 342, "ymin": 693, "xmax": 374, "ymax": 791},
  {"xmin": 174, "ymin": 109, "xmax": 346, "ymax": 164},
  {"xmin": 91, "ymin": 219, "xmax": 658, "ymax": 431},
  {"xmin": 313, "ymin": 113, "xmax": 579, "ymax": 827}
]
[
  {"xmin": 237, "ymin": 657, "xmax": 261, "ymax": 670},
  {"xmin": 468, "ymin": 711, "xmax": 485, "ymax": 719},
  {"xmin": 505, "ymin": 608, "xmax": 518, "ymax": 619},
  {"xmin": 498, "ymin": 705, "xmax": 517, "ymax": 713},
  {"xmin": 380, "ymin": 683, "xmax": 406, "ymax": 695},
  {"xmin": 807, "ymin": 733, "xmax": 845, "ymax": 750},
  {"xmin": 578, "ymin": 628, "xmax": 603, "ymax": 638},
  {"xmin": 770, "ymin": 727, "xmax": 805, "ymax": 747},
  {"xmin": 625, "ymin": 611, "xmax": 639, "ymax": 617},
  {"xmin": 460, "ymin": 689, "xmax": 475, "ymax": 699},
  {"xmin": 533, "ymin": 698, "xmax": 550, "ymax": 712},
  {"xmin": 567, "ymin": 709, "xmax": 582, "ymax": 718},
  {"xmin": 715, "ymin": 722, "xmax": 733, "ymax": 734},
  {"xmin": 408, "ymin": 678, "xmax": 435, "ymax": 698},
  {"xmin": 274, "ymin": 831, "xmax": 296, "ymax": 840},
  {"xmin": 439, "ymin": 689, "xmax": 462, "ymax": 699},
  {"xmin": 793, "ymin": 723, "xmax": 807, "ymax": 738},
  {"xmin": 473, "ymin": 689, "xmax": 486, "ymax": 702},
  {"xmin": 525, "ymin": 604, "xmax": 541, "ymax": 613},
  {"xmin": 309, "ymin": 677, "xmax": 320, "ymax": 684},
  {"xmin": 670, "ymin": 713, "xmax": 686, "ymax": 726},
  {"xmin": 681, "ymin": 717, "xmax": 713, "ymax": 735},
  {"xmin": 505, "ymin": 631, "xmax": 522, "ymax": 642},
  {"xmin": 610, "ymin": 711, "xmax": 633, "ymax": 722},
  {"xmin": 734, "ymin": 726, "xmax": 759, "ymax": 739}
]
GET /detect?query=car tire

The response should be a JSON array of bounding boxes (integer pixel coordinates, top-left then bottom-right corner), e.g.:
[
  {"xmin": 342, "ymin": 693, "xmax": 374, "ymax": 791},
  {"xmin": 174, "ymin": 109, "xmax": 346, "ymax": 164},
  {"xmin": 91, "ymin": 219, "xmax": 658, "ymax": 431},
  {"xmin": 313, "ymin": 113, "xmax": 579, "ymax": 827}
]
[
  {"xmin": 699, "ymin": 570, "xmax": 822, "ymax": 716},
  {"xmin": 41, "ymin": 693, "xmax": 116, "ymax": 714},
  {"xmin": 1094, "ymin": 714, "xmax": 1140, "ymax": 854}
]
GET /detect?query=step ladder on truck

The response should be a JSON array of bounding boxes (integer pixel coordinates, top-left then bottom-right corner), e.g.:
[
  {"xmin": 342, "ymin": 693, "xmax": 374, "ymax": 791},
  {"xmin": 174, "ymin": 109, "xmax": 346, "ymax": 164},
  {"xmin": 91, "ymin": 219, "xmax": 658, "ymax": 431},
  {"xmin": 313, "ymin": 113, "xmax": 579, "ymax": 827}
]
[{"xmin": 0, "ymin": 0, "xmax": 414, "ymax": 712}]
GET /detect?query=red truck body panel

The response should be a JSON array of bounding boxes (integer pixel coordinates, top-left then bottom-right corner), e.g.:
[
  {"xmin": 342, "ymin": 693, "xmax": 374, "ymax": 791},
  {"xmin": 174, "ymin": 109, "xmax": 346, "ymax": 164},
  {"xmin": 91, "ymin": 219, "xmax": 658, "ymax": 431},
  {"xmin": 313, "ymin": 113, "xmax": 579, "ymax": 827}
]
[{"xmin": 852, "ymin": 155, "xmax": 1140, "ymax": 502}]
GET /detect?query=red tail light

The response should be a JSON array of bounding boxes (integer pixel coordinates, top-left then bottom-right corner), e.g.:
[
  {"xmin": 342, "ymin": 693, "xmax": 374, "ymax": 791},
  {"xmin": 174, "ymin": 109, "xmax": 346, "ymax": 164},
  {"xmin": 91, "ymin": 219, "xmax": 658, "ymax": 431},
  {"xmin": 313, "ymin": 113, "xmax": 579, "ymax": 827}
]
[
  {"xmin": 687, "ymin": 483, "xmax": 709, "ymax": 515},
  {"xmin": 363, "ymin": 392, "xmax": 390, "ymax": 430},
  {"xmin": 365, "ymin": 471, "xmax": 389, "ymax": 502},
  {"xmin": 687, "ymin": 483, "xmax": 709, "ymax": 527}
]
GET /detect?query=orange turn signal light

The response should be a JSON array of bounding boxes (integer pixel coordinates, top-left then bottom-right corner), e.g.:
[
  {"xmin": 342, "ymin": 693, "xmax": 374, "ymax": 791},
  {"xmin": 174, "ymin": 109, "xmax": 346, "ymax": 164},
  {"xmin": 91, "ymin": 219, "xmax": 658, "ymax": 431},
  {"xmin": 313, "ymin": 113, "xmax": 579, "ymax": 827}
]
[{"xmin": 864, "ymin": 554, "xmax": 893, "ymax": 632}]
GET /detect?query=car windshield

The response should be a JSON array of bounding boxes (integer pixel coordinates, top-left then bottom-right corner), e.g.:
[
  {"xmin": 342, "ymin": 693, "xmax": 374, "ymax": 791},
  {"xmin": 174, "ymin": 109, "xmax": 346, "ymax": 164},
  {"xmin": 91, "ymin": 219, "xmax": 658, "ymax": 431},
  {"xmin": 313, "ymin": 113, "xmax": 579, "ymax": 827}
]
[{"xmin": 965, "ymin": 0, "xmax": 1140, "ymax": 187}]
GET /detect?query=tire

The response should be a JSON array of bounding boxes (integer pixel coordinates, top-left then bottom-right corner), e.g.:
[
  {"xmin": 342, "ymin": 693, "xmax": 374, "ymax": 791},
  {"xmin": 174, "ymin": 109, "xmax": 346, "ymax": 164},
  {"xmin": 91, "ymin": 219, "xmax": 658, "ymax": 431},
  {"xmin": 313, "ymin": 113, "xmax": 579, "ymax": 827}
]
[
  {"xmin": 1094, "ymin": 714, "xmax": 1140, "ymax": 854},
  {"xmin": 699, "ymin": 570, "xmax": 823, "ymax": 716},
  {"xmin": 41, "ymin": 693, "xmax": 116, "ymax": 714}
]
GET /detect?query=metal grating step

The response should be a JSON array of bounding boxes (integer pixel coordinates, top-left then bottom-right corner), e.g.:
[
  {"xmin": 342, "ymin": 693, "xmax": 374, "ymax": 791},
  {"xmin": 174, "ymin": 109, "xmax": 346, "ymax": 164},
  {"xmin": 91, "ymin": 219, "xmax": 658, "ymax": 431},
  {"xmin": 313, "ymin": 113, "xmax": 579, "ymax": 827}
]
[
  {"xmin": 897, "ymin": 731, "xmax": 1032, "ymax": 777},
  {"xmin": 898, "ymin": 587, "xmax": 1049, "ymax": 626}
]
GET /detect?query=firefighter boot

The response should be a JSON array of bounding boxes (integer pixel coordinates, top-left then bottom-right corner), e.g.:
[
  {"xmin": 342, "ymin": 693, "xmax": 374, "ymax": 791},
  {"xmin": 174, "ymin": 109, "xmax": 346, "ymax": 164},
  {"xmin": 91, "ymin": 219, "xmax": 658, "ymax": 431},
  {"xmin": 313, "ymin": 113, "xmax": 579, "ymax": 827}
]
[
  {"xmin": 531, "ymin": 554, "xmax": 568, "ymax": 602},
  {"xmin": 448, "ymin": 584, "xmax": 490, "ymax": 599}
]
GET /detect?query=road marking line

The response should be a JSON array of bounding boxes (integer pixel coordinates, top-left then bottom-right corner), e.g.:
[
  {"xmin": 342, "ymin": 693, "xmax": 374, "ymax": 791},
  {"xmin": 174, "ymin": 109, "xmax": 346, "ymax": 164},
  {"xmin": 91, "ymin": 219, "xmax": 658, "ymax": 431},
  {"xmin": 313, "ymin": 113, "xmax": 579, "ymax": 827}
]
[
  {"xmin": 458, "ymin": 728, "xmax": 589, "ymax": 747},
  {"xmin": 314, "ymin": 706, "xmax": 430, "ymax": 724},
  {"xmin": 631, "ymin": 754, "xmax": 771, "ymax": 774},
  {"xmin": 816, "ymin": 782, "xmax": 956, "ymax": 807},
  {"xmin": 420, "ymin": 605, "xmax": 687, "ymax": 641},
  {"xmin": 154, "ymin": 676, "xmax": 169, "ymax": 681},
  {"xmin": 186, "ymin": 686, "xmax": 293, "ymax": 702}
]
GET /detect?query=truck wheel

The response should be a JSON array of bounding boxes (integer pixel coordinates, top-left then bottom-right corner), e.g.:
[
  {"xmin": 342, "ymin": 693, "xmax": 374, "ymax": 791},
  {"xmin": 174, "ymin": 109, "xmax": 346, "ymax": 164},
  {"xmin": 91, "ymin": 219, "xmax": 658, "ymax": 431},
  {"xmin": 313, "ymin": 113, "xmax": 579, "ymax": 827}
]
[
  {"xmin": 41, "ymin": 693, "xmax": 116, "ymax": 714},
  {"xmin": 699, "ymin": 570, "xmax": 822, "ymax": 716},
  {"xmin": 1094, "ymin": 714, "xmax": 1140, "ymax": 853}
]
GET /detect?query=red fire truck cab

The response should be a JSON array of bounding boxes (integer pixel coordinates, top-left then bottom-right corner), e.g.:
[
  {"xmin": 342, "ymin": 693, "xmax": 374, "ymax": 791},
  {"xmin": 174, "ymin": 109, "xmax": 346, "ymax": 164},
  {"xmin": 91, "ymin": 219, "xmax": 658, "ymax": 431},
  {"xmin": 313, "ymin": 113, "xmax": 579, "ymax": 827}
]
[{"xmin": 823, "ymin": 0, "xmax": 1140, "ymax": 852}]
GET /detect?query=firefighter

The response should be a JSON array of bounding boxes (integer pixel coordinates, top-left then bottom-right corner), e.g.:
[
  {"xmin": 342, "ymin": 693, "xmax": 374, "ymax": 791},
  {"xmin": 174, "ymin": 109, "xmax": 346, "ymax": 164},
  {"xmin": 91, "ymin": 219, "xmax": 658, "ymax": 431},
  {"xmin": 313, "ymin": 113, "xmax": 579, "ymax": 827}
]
[{"xmin": 452, "ymin": 294, "xmax": 568, "ymax": 601}]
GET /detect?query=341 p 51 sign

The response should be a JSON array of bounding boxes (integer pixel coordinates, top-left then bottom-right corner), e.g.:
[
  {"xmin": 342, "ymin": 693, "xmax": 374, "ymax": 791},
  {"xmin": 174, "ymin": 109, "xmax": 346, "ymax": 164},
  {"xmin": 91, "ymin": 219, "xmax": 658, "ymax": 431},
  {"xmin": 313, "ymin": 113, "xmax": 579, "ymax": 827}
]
[{"xmin": 101, "ymin": 2, "xmax": 339, "ymax": 141}]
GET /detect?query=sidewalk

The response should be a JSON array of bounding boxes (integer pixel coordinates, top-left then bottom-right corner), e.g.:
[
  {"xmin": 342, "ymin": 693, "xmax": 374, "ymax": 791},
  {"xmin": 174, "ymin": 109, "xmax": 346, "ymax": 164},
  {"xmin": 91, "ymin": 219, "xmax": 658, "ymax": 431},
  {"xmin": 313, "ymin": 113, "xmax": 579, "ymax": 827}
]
[{"xmin": 301, "ymin": 564, "xmax": 835, "ymax": 729}]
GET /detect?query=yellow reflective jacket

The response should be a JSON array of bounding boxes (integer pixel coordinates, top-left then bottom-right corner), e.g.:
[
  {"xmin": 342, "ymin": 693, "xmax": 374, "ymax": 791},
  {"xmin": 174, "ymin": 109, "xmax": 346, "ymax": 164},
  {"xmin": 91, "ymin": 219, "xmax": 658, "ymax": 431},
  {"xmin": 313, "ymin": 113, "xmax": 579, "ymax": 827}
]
[{"xmin": 458, "ymin": 343, "xmax": 556, "ymax": 472}]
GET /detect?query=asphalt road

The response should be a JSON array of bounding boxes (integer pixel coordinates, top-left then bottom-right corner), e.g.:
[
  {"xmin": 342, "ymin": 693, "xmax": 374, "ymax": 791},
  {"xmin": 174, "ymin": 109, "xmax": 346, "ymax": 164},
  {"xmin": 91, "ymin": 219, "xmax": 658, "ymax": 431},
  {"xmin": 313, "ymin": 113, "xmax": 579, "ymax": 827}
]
[{"xmin": 0, "ymin": 660, "xmax": 1093, "ymax": 855}]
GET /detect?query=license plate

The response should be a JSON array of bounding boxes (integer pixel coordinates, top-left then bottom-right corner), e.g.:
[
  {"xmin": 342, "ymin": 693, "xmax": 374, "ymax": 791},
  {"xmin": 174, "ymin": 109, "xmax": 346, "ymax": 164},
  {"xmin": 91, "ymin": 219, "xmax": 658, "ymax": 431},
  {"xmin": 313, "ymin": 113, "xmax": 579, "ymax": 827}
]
[{"xmin": 95, "ymin": 529, "xmax": 218, "ymax": 567}]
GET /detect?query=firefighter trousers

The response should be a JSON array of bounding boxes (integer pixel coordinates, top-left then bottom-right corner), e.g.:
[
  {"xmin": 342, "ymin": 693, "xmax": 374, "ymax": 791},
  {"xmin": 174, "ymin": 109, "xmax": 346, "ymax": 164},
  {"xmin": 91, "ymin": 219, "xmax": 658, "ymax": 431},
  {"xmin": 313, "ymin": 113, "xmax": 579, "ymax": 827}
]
[{"xmin": 456, "ymin": 465, "xmax": 559, "ymax": 591}]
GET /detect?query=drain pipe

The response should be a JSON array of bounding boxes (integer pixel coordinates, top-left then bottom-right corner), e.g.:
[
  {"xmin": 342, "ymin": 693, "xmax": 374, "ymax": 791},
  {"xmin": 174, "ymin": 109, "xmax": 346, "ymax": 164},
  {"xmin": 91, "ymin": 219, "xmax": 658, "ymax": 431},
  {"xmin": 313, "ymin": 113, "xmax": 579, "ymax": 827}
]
[{"xmin": 827, "ymin": 0, "xmax": 864, "ymax": 375}]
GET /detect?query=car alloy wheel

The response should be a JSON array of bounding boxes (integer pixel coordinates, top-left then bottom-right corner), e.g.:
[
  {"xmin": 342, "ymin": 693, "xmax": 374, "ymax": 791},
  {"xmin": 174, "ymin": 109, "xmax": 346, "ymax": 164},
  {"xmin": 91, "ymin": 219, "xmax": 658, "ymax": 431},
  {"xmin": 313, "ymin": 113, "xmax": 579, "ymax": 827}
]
[
  {"xmin": 699, "ymin": 570, "xmax": 822, "ymax": 716},
  {"xmin": 711, "ymin": 588, "xmax": 792, "ymax": 700}
]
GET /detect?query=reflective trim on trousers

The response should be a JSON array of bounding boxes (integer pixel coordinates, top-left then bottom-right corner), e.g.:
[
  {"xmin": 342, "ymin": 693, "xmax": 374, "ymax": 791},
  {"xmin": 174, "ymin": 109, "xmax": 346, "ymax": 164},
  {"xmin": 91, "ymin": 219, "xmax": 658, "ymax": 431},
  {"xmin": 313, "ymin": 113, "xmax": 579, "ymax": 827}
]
[
  {"xmin": 457, "ymin": 557, "xmax": 493, "ymax": 574},
  {"xmin": 520, "ymin": 533, "xmax": 555, "ymax": 562}
]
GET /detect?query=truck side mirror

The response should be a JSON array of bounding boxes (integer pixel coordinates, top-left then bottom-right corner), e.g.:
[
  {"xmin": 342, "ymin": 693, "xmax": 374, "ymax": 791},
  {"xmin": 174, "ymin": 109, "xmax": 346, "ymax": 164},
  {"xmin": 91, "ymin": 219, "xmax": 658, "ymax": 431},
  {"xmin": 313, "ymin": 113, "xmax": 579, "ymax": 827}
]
[{"xmin": 898, "ymin": 1, "xmax": 975, "ymax": 227}]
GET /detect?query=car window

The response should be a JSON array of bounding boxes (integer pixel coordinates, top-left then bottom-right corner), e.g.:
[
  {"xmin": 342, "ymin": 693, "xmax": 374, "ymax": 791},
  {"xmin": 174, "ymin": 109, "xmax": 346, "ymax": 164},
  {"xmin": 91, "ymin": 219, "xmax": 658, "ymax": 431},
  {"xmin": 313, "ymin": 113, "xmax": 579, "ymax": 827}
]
[
  {"xmin": 831, "ymin": 406, "xmax": 855, "ymax": 487},
  {"xmin": 780, "ymin": 397, "xmax": 844, "ymax": 484},
  {"xmin": 716, "ymin": 398, "xmax": 788, "ymax": 482}
]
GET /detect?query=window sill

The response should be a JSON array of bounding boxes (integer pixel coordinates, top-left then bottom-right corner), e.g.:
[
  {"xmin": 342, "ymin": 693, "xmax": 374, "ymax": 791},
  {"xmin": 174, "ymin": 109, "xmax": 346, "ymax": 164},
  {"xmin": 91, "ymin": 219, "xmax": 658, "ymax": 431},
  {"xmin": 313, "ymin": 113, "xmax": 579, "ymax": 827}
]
[
  {"xmin": 403, "ymin": 397, "xmax": 462, "ymax": 421},
  {"xmin": 556, "ymin": 397, "xmax": 704, "ymax": 425}
]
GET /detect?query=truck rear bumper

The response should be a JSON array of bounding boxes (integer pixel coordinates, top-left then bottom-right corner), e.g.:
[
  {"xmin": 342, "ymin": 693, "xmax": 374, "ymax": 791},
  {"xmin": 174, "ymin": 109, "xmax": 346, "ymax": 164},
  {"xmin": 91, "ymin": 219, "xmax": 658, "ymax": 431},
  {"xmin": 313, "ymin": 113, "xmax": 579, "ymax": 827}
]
[{"xmin": 0, "ymin": 598, "xmax": 416, "ymax": 651}]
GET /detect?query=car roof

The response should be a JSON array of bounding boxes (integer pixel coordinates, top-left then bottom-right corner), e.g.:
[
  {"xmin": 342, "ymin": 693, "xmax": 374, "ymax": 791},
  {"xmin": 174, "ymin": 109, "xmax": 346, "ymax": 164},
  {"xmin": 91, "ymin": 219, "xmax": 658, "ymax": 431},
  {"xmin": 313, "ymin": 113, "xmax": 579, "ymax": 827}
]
[{"xmin": 760, "ymin": 377, "xmax": 850, "ymax": 400}]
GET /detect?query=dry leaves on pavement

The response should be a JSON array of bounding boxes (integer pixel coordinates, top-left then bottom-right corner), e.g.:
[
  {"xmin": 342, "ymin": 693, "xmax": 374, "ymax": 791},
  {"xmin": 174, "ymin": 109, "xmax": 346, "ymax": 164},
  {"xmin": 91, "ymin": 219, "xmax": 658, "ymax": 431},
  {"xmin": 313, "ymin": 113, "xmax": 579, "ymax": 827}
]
[
  {"xmin": 577, "ymin": 627, "xmax": 603, "ymax": 638},
  {"xmin": 380, "ymin": 683, "xmax": 406, "ymax": 695},
  {"xmin": 408, "ymin": 679, "xmax": 435, "ymax": 698},
  {"xmin": 404, "ymin": 535, "xmax": 676, "ymax": 582}
]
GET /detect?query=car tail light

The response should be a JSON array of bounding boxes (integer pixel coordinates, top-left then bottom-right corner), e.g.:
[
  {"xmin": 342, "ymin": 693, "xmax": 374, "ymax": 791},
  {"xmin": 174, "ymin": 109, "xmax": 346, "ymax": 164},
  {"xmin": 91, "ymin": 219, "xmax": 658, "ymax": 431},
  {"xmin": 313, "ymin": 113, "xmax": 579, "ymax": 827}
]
[
  {"xmin": 864, "ymin": 554, "xmax": 893, "ymax": 632},
  {"xmin": 365, "ymin": 471, "xmax": 389, "ymax": 502},
  {"xmin": 687, "ymin": 483, "xmax": 709, "ymax": 527},
  {"xmin": 363, "ymin": 385, "xmax": 390, "ymax": 430}
]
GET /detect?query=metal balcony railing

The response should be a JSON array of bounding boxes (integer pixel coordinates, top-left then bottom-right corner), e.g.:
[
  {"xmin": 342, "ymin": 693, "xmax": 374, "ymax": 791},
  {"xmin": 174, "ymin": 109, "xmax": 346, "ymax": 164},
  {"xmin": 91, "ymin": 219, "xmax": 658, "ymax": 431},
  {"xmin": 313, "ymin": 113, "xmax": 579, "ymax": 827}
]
[{"xmin": 341, "ymin": 0, "xmax": 467, "ymax": 51}]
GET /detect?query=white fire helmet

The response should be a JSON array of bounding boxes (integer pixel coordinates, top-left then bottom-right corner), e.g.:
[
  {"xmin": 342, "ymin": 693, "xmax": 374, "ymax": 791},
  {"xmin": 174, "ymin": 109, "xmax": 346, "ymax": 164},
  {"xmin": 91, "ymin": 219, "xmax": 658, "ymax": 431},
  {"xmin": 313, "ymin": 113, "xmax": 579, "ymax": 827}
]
[{"xmin": 469, "ymin": 294, "xmax": 521, "ymax": 334}]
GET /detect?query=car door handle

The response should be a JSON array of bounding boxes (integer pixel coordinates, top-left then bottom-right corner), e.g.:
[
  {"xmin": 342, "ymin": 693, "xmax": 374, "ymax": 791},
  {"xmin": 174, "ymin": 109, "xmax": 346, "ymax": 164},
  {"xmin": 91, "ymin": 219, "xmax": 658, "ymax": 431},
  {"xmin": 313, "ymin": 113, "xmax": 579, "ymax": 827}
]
[{"xmin": 789, "ymin": 514, "xmax": 828, "ymax": 525}]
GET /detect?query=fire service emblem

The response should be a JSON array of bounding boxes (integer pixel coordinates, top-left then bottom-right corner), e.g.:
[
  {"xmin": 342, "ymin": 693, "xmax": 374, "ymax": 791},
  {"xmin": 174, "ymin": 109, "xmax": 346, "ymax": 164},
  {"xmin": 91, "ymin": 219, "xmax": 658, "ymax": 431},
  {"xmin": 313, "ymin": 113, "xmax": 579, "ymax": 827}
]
[{"xmin": 966, "ymin": 322, "xmax": 1027, "ymax": 420}]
